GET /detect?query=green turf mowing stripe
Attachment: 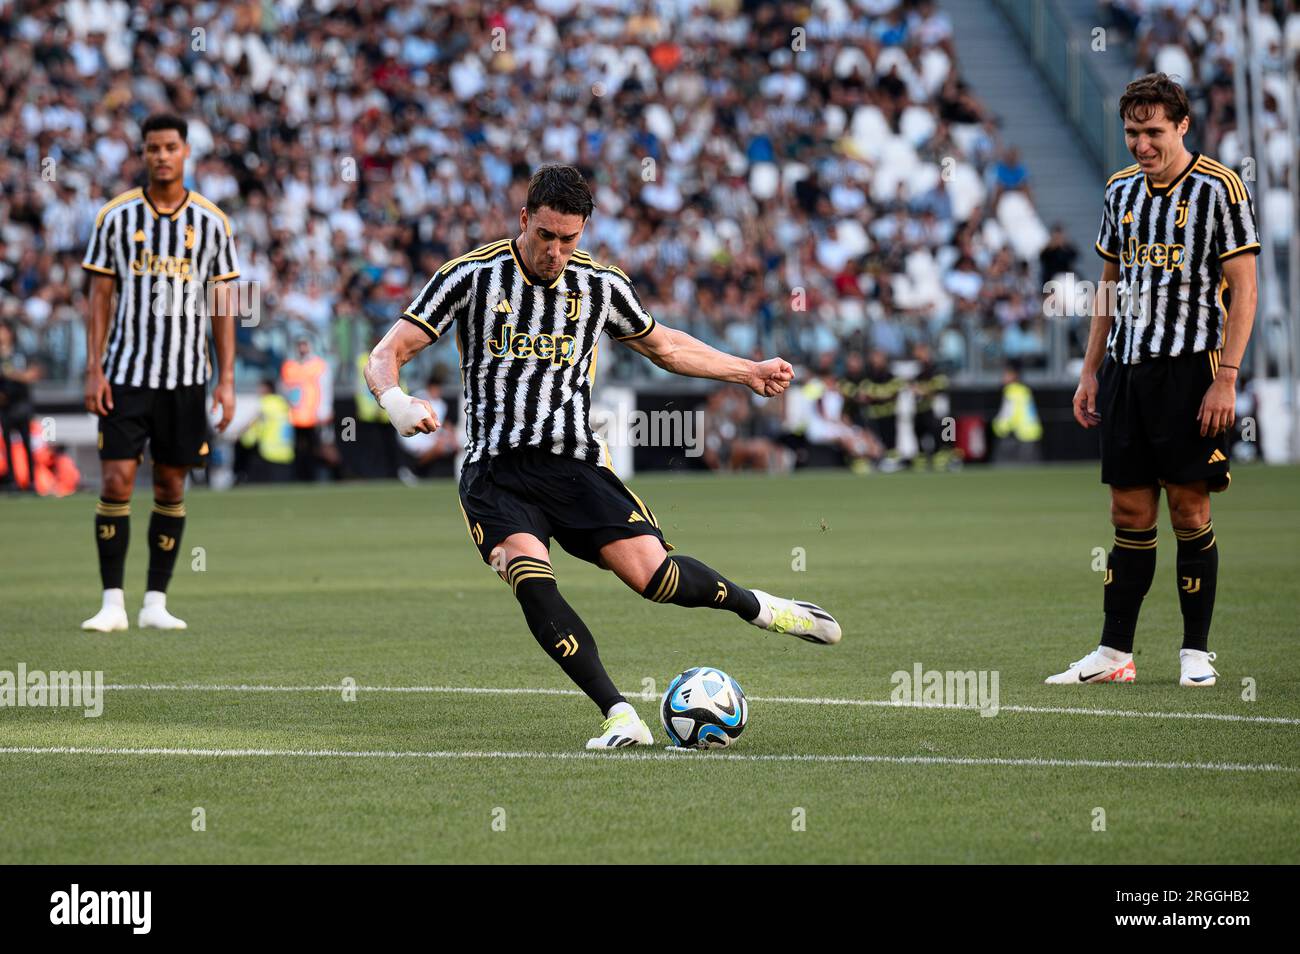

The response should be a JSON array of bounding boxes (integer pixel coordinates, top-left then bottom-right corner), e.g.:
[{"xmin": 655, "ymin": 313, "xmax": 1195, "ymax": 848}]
[
  {"xmin": 2, "ymin": 745, "xmax": 1296, "ymax": 774},
  {"xmin": 96, "ymin": 683, "xmax": 1300, "ymax": 725}
]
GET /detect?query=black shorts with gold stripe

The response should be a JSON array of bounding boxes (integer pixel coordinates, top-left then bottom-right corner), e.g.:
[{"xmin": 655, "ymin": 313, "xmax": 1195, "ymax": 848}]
[
  {"xmin": 1098, "ymin": 348, "xmax": 1230, "ymax": 492},
  {"xmin": 457, "ymin": 447, "xmax": 671, "ymax": 567}
]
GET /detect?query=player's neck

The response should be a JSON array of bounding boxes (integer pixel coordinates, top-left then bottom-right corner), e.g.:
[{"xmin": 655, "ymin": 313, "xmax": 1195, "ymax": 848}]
[
  {"xmin": 1149, "ymin": 146, "xmax": 1194, "ymax": 187},
  {"xmin": 512, "ymin": 235, "xmax": 543, "ymax": 283},
  {"xmin": 146, "ymin": 180, "xmax": 188, "ymax": 211}
]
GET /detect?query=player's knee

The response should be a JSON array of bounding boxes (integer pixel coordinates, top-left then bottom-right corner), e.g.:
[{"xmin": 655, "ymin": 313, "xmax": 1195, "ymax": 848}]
[
  {"xmin": 101, "ymin": 469, "xmax": 133, "ymax": 501},
  {"xmin": 153, "ymin": 480, "xmax": 184, "ymax": 502},
  {"xmin": 1168, "ymin": 495, "xmax": 1210, "ymax": 529},
  {"xmin": 1111, "ymin": 499, "xmax": 1157, "ymax": 529}
]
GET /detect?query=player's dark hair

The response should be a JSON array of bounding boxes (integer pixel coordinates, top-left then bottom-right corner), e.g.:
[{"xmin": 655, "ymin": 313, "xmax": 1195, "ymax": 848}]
[
  {"xmin": 1119, "ymin": 73, "xmax": 1189, "ymax": 126},
  {"xmin": 525, "ymin": 164, "xmax": 594, "ymax": 220},
  {"xmin": 141, "ymin": 113, "xmax": 188, "ymax": 141}
]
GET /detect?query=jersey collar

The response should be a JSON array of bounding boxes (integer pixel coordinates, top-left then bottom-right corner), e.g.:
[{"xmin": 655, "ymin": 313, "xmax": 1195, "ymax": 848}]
[
  {"xmin": 510, "ymin": 238, "xmax": 565, "ymax": 289},
  {"xmin": 142, "ymin": 188, "xmax": 192, "ymax": 220},
  {"xmin": 1144, "ymin": 151, "xmax": 1198, "ymax": 198}
]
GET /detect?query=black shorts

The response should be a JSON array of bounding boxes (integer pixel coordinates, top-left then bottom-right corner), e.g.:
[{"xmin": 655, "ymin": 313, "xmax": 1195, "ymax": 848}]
[
  {"xmin": 458, "ymin": 447, "xmax": 672, "ymax": 567},
  {"xmin": 1098, "ymin": 349, "xmax": 1230, "ymax": 492},
  {"xmin": 99, "ymin": 384, "xmax": 211, "ymax": 468}
]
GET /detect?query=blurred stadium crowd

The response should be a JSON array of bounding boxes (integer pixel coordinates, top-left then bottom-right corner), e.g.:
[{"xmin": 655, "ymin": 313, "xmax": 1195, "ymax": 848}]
[
  {"xmin": 0, "ymin": 0, "xmax": 1291, "ymax": 486},
  {"xmin": 2, "ymin": 0, "xmax": 1062, "ymax": 395}
]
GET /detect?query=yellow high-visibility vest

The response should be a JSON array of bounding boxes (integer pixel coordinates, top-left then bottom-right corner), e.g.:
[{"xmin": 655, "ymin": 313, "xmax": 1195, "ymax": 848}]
[
  {"xmin": 240, "ymin": 393, "xmax": 295, "ymax": 463},
  {"xmin": 992, "ymin": 382, "xmax": 1043, "ymax": 442}
]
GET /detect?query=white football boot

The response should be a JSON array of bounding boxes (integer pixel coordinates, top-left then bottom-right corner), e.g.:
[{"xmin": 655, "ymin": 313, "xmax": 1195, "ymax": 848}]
[
  {"xmin": 1045, "ymin": 645, "xmax": 1136, "ymax": 684},
  {"xmin": 586, "ymin": 703, "xmax": 654, "ymax": 750},
  {"xmin": 81, "ymin": 588, "xmax": 129, "ymax": 632},
  {"xmin": 748, "ymin": 589, "xmax": 842, "ymax": 645},
  {"xmin": 138, "ymin": 591, "xmax": 188, "ymax": 630},
  {"xmin": 1179, "ymin": 649, "xmax": 1219, "ymax": 687}
]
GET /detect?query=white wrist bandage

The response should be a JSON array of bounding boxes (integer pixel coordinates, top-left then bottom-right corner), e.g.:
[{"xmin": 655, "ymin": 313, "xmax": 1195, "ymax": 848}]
[{"xmin": 378, "ymin": 387, "xmax": 430, "ymax": 437}]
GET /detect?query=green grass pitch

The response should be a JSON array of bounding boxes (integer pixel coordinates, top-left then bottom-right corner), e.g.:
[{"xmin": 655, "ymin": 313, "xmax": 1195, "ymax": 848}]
[{"xmin": 2, "ymin": 464, "xmax": 1297, "ymax": 863}]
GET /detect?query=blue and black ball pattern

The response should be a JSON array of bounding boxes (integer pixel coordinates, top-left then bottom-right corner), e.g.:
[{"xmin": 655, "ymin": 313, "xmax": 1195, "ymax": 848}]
[{"xmin": 660, "ymin": 666, "xmax": 748, "ymax": 749}]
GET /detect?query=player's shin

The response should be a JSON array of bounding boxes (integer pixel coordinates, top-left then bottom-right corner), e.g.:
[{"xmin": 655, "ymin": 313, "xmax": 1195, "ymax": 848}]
[
  {"xmin": 147, "ymin": 499, "xmax": 186, "ymax": 594},
  {"xmin": 641, "ymin": 554, "xmax": 760, "ymax": 621},
  {"xmin": 1174, "ymin": 521, "xmax": 1217, "ymax": 652},
  {"xmin": 94, "ymin": 496, "xmax": 131, "ymax": 590},
  {"xmin": 1101, "ymin": 524, "xmax": 1158, "ymax": 653},
  {"xmin": 507, "ymin": 557, "xmax": 624, "ymax": 713}
]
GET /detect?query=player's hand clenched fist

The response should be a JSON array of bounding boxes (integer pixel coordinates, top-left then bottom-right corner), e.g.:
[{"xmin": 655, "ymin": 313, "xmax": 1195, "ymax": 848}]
[
  {"xmin": 1073, "ymin": 373, "xmax": 1100, "ymax": 429},
  {"xmin": 379, "ymin": 388, "xmax": 440, "ymax": 436},
  {"xmin": 749, "ymin": 358, "xmax": 795, "ymax": 397}
]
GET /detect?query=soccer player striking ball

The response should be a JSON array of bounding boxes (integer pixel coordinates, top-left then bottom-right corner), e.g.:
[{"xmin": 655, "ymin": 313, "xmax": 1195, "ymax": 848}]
[
  {"xmin": 366, "ymin": 164, "xmax": 841, "ymax": 748},
  {"xmin": 1049, "ymin": 74, "xmax": 1258, "ymax": 687},
  {"xmin": 81, "ymin": 114, "xmax": 240, "ymax": 632}
]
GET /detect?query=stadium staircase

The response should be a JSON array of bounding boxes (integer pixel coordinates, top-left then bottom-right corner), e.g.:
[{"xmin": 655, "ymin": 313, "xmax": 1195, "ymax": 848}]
[{"xmin": 945, "ymin": 0, "xmax": 1105, "ymax": 260}]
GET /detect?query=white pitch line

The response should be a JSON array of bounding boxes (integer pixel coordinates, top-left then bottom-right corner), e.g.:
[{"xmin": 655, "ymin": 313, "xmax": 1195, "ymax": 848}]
[
  {"xmin": 98, "ymin": 683, "xmax": 1300, "ymax": 726},
  {"xmin": 0, "ymin": 745, "xmax": 1294, "ymax": 774}
]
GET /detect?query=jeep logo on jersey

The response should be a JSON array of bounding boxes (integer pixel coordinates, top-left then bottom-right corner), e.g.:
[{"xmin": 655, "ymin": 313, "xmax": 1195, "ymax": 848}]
[
  {"xmin": 1121, "ymin": 237, "xmax": 1184, "ymax": 271},
  {"xmin": 129, "ymin": 251, "xmax": 193, "ymax": 278},
  {"xmin": 487, "ymin": 322, "xmax": 578, "ymax": 367}
]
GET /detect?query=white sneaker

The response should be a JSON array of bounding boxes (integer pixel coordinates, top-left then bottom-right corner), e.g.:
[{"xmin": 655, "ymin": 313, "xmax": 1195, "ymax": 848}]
[
  {"xmin": 748, "ymin": 589, "xmax": 842, "ymax": 645},
  {"xmin": 1179, "ymin": 649, "xmax": 1219, "ymax": 687},
  {"xmin": 81, "ymin": 589, "xmax": 128, "ymax": 632},
  {"xmin": 138, "ymin": 591, "xmax": 187, "ymax": 630},
  {"xmin": 586, "ymin": 704, "xmax": 654, "ymax": 750},
  {"xmin": 1045, "ymin": 646, "xmax": 1136, "ymax": 684}
]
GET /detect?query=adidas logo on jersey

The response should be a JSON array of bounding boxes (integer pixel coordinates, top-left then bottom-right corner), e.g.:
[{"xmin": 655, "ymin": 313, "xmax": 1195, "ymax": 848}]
[
  {"xmin": 1207, "ymin": 449, "xmax": 1227, "ymax": 464},
  {"xmin": 1121, "ymin": 211, "xmax": 1134, "ymax": 225},
  {"xmin": 492, "ymin": 299, "xmax": 513, "ymax": 314}
]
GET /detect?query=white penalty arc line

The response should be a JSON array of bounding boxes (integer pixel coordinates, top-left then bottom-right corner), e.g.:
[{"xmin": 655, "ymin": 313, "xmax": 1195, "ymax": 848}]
[
  {"xmin": 97, "ymin": 684, "xmax": 1300, "ymax": 727},
  {"xmin": 0, "ymin": 746, "xmax": 1295, "ymax": 774}
]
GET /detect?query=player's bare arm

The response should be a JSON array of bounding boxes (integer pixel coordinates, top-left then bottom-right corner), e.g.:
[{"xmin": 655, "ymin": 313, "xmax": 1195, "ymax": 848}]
[
  {"xmin": 84, "ymin": 273, "xmax": 116, "ymax": 416},
  {"xmin": 620, "ymin": 322, "xmax": 794, "ymax": 397},
  {"xmin": 209, "ymin": 280, "xmax": 237, "ymax": 432},
  {"xmin": 1198, "ymin": 252, "xmax": 1257, "ymax": 437},
  {"xmin": 363, "ymin": 319, "xmax": 440, "ymax": 435},
  {"xmin": 1073, "ymin": 259, "xmax": 1119, "ymax": 429}
]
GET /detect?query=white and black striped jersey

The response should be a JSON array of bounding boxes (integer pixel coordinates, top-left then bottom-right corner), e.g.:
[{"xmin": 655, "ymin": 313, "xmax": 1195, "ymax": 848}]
[
  {"xmin": 401, "ymin": 238, "xmax": 656, "ymax": 466},
  {"xmin": 1096, "ymin": 152, "xmax": 1259, "ymax": 364},
  {"xmin": 82, "ymin": 188, "xmax": 240, "ymax": 389}
]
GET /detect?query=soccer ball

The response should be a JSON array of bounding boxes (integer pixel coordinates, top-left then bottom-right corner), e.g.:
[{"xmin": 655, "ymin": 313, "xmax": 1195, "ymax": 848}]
[{"xmin": 660, "ymin": 666, "xmax": 748, "ymax": 748}]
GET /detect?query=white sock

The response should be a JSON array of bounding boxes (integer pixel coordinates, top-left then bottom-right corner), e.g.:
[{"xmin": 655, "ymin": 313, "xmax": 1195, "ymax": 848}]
[
  {"xmin": 606, "ymin": 701, "xmax": 636, "ymax": 719},
  {"xmin": 1097, "ymin": 645, "xmax": 1131, "ymax": 662},
  {"xmin": 102, "ymin": 588, "xmax": 125, "ymax": 609},
  {"xmin": 143, "ymin": 590, "xmax": 167, "ymax": 609}
]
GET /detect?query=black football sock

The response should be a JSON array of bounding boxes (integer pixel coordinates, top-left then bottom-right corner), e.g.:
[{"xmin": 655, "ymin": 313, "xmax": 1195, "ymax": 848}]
[
  {"xmin": 94, "ymin": 496, "xmax": 131, "ymax": 590},
  {"xmin": 1174, "ymin": 521, "xmax": 1218, "ymax": 652},
  {"xmin": 641, "ymin": 554, "xmax": 761, "ymax": 621},
  {"xmin": 147, "ymin": 498, "xmax": 186, "ymax": 593},
  {"xmin": 507, "ymin": 557, "xmax": 623, "ymax": 713},
  {"xmin": 1100, "ymin": 524, "xmax": 1157, "ymax": 654}
]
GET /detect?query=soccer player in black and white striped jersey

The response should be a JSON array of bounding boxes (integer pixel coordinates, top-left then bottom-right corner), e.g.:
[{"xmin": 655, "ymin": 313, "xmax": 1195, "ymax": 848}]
[
  {"xmin": 80, "ymin": 114, "xmax": 240, "ymax": 633},
  {"xmin": 366, "ymin": 164, "xmax": 842, "ymax": 749},
  {"xmin": 1049, "ymin": 74, "xmax": 1259, "ymax": 688}
]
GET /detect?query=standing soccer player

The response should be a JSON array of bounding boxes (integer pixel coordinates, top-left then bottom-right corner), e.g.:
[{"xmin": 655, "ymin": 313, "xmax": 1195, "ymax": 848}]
[
  {"xmin": 366, "ymin": 164, "xmax": 841, "ymax": 749},
  {"xmin": 80, "ymin": 113, "xmax": 240, "ymax": 632},
  {"xmin": 1048, "ymin": 74, "xmax": 1258, "ymax": 687}
]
